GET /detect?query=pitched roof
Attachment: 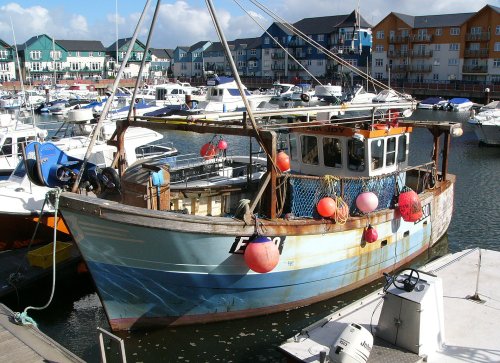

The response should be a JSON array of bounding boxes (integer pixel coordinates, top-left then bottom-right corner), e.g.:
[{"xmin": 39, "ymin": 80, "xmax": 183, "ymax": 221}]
[
  {"xmin": 293, "ymin": 11, "xmax": 371, "ymax": 34},
  {"xmin": 106, "ymin": 37, "xmax": 146, "ymax": 52},
  {"xmin": 205, "ymin": 42, "xmax": 225, "ymax": 52},
  {"xmin": 150, "ymin": 48, "xmax": 173, "ymax": 59},
  {"xmin": 188, "ymin": 41, "xmax": 210, "ymax": 52},
  {"xmin": 56, "ymin": 40, "xmax": 105, "ymax": 52},
  {"xmin": 392, "ymin": 12, "xmax": 475, "ymax": 28}
]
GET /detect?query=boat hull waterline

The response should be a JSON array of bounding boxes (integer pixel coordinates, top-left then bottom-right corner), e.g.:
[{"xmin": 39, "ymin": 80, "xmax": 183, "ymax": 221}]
[{"xmin": 59, "ymin": 181, "xmax": 453, "ymax": 331}]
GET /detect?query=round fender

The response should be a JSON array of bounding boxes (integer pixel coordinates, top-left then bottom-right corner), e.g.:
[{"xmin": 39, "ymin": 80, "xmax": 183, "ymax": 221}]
[{"xmin": 300, "ymin": 93, "xmax": 310, "ymax": 102}]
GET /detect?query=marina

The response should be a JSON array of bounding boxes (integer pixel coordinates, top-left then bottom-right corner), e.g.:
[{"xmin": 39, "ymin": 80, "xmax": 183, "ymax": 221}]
[{"xmin": 0, "ymin": 1, "xmax": 499, "ymax": 362}]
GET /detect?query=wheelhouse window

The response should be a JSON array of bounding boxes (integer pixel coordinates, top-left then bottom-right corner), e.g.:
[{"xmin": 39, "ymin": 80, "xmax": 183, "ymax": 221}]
[
  {"xmin": 371, "ymin": 139, "xmax": 384, "ymax": 170},
  {"xmin": 323, "ymin": 137, "xmax": 342, "ymax": 168},
  {"xmin": 301, "ymin": 135, "xmax": 318, "ymax": 165},
  {"xmin": 1, "ymin": 137, "xmax": 12, "ymax": 155},
  {"xmin": 386, "ymin": 137, "xmax": 396, "ymax": 166},
  {"xmin": 397, "ymin": 135, "xmax": 408, "ymax": 163},
  {"xmin": 289, "ymin": 134, "xmax": 298, "ymax": 161},
  {"xmin": 348, "ymin": 139, "xmax": 365, "ymax": 171}
]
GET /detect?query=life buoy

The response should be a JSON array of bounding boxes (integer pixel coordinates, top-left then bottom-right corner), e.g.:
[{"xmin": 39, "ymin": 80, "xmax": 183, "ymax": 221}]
[{"xmin": 300, "ymin": 93, "xmax": 310, "ymax": 103}]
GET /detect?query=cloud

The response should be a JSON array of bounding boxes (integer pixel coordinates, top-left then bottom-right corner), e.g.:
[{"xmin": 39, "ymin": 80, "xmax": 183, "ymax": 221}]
[{"xmin": 0, "ymin": 0, "xmax": 495, "ymax": 49}]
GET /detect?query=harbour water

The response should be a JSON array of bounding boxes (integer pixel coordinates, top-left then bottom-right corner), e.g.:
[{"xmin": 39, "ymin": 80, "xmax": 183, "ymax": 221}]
[{"xmin": 1, "ymin": 109, "xmax": 499, "ymax": 362}]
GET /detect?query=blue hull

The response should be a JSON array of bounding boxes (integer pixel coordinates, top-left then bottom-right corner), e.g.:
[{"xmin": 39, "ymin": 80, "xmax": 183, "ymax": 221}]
[{"xmin": 62, "ymin": 204, "xmax": 434, "ymax": 330}]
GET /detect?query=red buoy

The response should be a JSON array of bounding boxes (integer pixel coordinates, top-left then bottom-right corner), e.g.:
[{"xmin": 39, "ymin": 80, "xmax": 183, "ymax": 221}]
[
  {"xmin": 200, "ymin": 142, "xmax": 217, "ymax": 160},
  {"xmin": 364, "ymin": 224, "xmax": 378, "ymax": 243},
  {"xmin": 356, "ymin": 191, "xmax": 378, "ymax": 214},
  {"xmin": 317, "ymin": 197, "xmax": 337, "ymax": 218},
  {"xmin": 398, "ymin": 187, "xmax": 423, "ymax": 222},
  {"xmin": 244, "ymin": 236, "xmax": 280, "ymax": 273},
  {"xmin": 276, "ymin": 151, "xmax": 290, "ymax": 172},
  {"xmin": 217, "ymin": 139, "xmax": 228, "ymax": 150}
]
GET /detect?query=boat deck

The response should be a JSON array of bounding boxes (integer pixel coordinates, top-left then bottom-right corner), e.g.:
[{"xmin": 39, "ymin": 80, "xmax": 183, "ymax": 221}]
[
  {"xmin": 0, "ymin": 303, "xmax": 84, "ymax": 362},
  {"xmin": 279, "ymin": 248, "xmax": 500, "ymax": 363}
]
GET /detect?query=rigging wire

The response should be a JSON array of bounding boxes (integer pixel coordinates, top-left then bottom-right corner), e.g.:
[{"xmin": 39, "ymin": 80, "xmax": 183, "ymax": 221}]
[{"xmin": 246, "ymin": 0, "xmax": 408, "ymax": 98}]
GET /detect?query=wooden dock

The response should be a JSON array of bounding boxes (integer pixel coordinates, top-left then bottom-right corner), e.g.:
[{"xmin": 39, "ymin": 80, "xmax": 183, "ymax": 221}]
[{"xmin": 0, "ymin": 303, "xmax": 85, "ymax": 362}]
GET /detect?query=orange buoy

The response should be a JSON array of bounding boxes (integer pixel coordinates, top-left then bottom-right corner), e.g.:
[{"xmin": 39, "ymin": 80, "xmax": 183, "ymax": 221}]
[
  {"xmin": 398, "ymin": 186, "xmax": 423, "ymax": 222},
  {"xmin": 317, "ymin": 197, "xmax": 337, "ymax": 218},
  {"xmin": 356, "ymin": 191, "xmax": 378, "ymax": 214},
  {"xmin": 276, "ymin": 151, "xmax": 290, "ymax": 172},
  {"xmin": 364, "ymin": 224, "xmax": 378, "ymax": 243},
  {"xmin": 200, "ymin": 142, "xmax": 217, "ymax": 160},
  {"xmin": 244, "ymin": 236, "xmax": 280, "ymax": 273}
]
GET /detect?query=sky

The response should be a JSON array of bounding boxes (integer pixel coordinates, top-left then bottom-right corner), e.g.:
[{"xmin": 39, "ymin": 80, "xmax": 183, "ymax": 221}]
[{"xmin": 0, "ymin": 0, "xmax": 497, "ymax": 49}]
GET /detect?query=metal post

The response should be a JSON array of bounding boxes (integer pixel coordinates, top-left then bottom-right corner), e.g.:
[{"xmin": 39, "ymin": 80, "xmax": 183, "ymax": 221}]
[
  {"xmin": 98, "ymin": 327, "xmax": 127, "ymax": 363},
  {"xmin": 470, "ymin": 249, "xmax": 483, "ymax": 302}
]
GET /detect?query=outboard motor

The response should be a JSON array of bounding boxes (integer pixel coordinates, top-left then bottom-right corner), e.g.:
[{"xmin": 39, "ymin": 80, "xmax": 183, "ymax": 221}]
[{"xmin": 23, "ymin": 141, "xmax": 119, "ymax": 194}]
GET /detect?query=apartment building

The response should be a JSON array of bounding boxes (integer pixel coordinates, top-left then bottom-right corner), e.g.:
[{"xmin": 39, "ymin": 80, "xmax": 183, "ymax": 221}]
[
  {"xmin": 149, "ymin": 48, "xmax": 174, "ymax": 78},
  {"xmin": 0, "ymin": 39, "xmax": 16, "ymax": 82},
  {"xmin": 106, "ymin": 38, "xmax": 152, "ymax": 79},
  {"xmin": 371, "ymin": 4, "xmax": 500, "ymax": 83}
]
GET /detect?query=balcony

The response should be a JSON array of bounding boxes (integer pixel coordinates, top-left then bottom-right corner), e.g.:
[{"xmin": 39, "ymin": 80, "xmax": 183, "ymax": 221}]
[
  {"xmin": 389, "ymin": 65, "xmax": 410, "ymax": 73},
  {"xmin": 464, "ymin": 49, "xmax": 489, "ymax": 58},
  {"xmin": 271, "ymin": 64, "xmax": 285, "ymax": 70},
  {"xmin": 462, "ymin": 65, "xmax": 488, "ymax": 74},
  {"xmin": 410, "ymin": 34, "xmax": 433, "ymax": 43},
  {"xmin": 409, "ymin": 64, "xmax": 432, "ymax": 73},
  {"xmin": 0, "ymin": 55, "xmax": 14, "ymax": 62},
  {"xmin": 410, "ymin": 50, "xmax": 433, "ymax": 58},
  {"xmin": 387, "ymin": 50, "xmax": 409, "ymax": 58},
  {"xmin": 465, "ymin": 32, "xmax": 490, "ymax": 42},
  {"xmin": 388, "ymin": 36, "xmax": 410, "ymax": 44},
  {"xmin": 271, "ymin": 53, "xmax": 285, "ymax": 59}
]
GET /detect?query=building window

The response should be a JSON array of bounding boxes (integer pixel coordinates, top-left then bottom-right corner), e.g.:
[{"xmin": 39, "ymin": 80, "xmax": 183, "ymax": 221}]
[
  {"xmin": 449, "ymin": 43, "xmax": 459, "ymax": 51},
  {"xmin": 433, "ymin": 58, "xmax": 440, "ymax": 66},
  {"xmin": 376, "ymin": 31, "xmax": 384, "ymax": 39},
  {"xmin": 434, "ymin": 44, "xmax": 440, "ymax": 51},
  {"xmin": 375, "ymin": 45, "xmax": 384, "ymax": 52},
  {"xmin": 70, "ymin": 62, "xmax": 80, "ymax": 71},
  {"xmin": 375, "ymin": 58, "xmax": 383, "ymax": 67},
  {"xmin": 75, "ymin": 51, "xmax": 80, "ymax": 57},
  {"xmin": 264, "ymin": 37, "xmax": 270, "ymax": 45},
  {"xmin": 50, "ymin": 50, "xmax": 61, "ymax": 60},
  {"xmin": 375, "ymin": 72, "xmax": 383, "ymax": 79},
  {"xmin": 308, "ymin": 47, "xmax": 313, "ymax": 54},
  {"xmin": 88, "ymin": 51, "xmax": 93, "ymax": 57},
  {"xmin": 470, "ymin": 27, "xmax": 482, "ymax": 35},
  {"xmin": 493, "ymin": 59, "xmax": 500, "ymax": 68},
  {"xmin": 0, "ymin": 50, "xmax": 8, "ymax": 59},
  {"xmin": 495, "ymin": 42, "xmax": 500, "ymax": 52},
  {"xmin": 435, "ymin": 28, "xmax": 442, "ymax": 36},
  {"xmin": 30, "ymin": 51, "xmax": 42, "ymax": 60},
  {"xmin": 31, "ymin": 62, "xmax": 41, "ymax": 71},
  {"xmin": 318, "ymin": 34, "xmax": 324, "ymax": 41},
  {"xmin": 496, "ymin": 25, "xmax": 500, "ymax": 35},
  {"xmin": 450, "ymin": 27, "xmax": 460, "ymax": 35},
  {"xmin": 448, "ymin": 58, "xmax": 458, "ymax": 66},
  {"xmin": 250, "ymin": 49, "xmax": 256, "ymax": 56},
  {"xmin": 433, "ymin": 73, "xmax": 439, "ymax": 80},
  {"xmin": 491, "ymin": 75, "xmax": 500, "ymax": 82}
]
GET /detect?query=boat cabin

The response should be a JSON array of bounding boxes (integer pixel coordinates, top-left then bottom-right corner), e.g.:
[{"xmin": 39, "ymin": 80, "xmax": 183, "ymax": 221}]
[{"xmin": 288, "ymin": 124, "xmax": 410, "ymax": 178}]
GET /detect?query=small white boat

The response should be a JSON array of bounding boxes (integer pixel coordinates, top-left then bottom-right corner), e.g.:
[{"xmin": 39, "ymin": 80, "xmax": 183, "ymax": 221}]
[
  {"xmin": 279, "ymin": 248, "xmax": 500, "ymax": 363},
  {"xmin": 196, "ymin": 76, "xmax": 273, "ymax": 112},
  {"xmin": 0, "ymin": 113, "xmax": 48, "ymax": 177},
  {"xmin": 467, "ymin": 102, "xmax": 500, "ymax": 145},
  {"xmin": 372, "ymin": 89, "xmax": 412, "ymax": 103},
  {"xmin": 0, "ymin": 126, "xmax": 177, "ymax": 250},
  {"xmin": 417, "ymin": 96, "xmax": 448, "ymax": 110},
  {"xmin": 443, "ymin": 97, "xmax": 474, "ymax": 112}
]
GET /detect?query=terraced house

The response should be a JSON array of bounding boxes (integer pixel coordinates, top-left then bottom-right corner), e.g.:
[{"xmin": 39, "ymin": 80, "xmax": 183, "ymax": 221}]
[
  {"xmin": 15, "ymin": 35, "xmax": 106, "ymax": 82},
  {"xmin": 106, "ymin": 37, "xmax": 152, "ymax": 79},
  {"xmin": 371, "ymin": 4, "xmax": 500, "ymax": 83},
  {"xmin": 0, "ymin": 39, "xmax": 15, "ymax": 82}
]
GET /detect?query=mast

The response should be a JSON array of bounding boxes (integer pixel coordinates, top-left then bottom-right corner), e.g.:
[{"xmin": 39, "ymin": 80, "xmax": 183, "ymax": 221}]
[{"xmin": 71, "ymin": 0, "xmax": 153, "ymax": 192}]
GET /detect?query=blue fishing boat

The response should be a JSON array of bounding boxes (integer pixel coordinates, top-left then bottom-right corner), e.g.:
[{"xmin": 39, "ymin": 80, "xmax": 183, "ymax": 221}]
[{"xmin": 37, "ymin": 0, "xmax": 463, "ymax": 331}]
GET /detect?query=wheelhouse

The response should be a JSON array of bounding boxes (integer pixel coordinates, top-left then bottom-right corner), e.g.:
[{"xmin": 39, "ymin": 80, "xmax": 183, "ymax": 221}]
[{"xmin": 287, "ymin": 125, "xmax": 411, "ymax": 178}]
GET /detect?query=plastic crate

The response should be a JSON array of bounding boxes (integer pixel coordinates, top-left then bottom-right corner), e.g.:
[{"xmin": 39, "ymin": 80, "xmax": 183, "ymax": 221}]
[{"xmin": 27, "ymin": 241, "xmax": 72, "ymax": 269}]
